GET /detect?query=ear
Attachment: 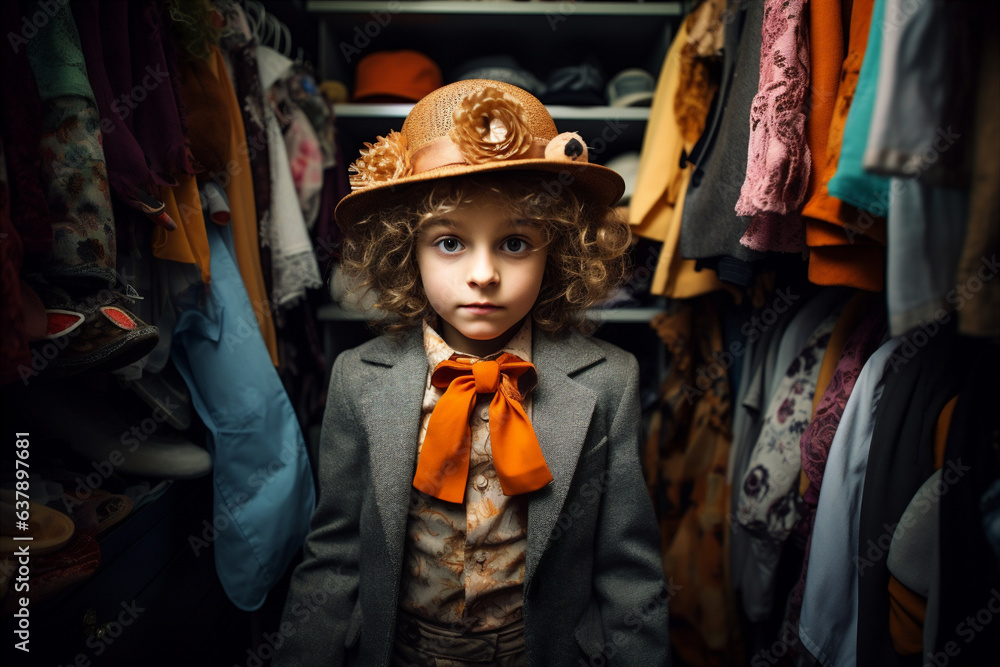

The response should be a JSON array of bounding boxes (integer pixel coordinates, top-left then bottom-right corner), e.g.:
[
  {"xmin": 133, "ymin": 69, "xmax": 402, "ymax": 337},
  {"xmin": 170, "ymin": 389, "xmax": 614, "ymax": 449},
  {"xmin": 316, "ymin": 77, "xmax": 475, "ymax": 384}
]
[{"xmin": 544, "ymin": 132, "xmax": 588, "ymax": 163}]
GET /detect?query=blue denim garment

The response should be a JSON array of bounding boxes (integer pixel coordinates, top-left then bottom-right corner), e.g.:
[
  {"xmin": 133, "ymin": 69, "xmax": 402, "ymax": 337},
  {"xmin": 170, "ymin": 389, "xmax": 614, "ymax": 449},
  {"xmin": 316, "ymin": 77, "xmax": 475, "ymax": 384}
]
[{"xmin": 172, "ymin": 218, "xmax": 315, "ymax": 611}]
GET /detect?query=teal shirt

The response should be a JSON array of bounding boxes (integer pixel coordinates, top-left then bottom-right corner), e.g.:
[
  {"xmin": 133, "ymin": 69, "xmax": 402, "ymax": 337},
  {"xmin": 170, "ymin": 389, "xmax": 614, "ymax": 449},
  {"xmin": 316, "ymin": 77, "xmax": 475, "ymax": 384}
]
[{"xmin": 827, "ymin": 0, "xmax": 891, "ymax": 214}]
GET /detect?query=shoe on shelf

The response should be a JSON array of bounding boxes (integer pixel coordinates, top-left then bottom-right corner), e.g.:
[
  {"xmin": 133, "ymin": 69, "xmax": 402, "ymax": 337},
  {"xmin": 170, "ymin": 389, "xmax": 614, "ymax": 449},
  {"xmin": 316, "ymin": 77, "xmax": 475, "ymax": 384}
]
[{"xmin": 31, "ymin": 284, "xmax": 159, "ymax": 377}]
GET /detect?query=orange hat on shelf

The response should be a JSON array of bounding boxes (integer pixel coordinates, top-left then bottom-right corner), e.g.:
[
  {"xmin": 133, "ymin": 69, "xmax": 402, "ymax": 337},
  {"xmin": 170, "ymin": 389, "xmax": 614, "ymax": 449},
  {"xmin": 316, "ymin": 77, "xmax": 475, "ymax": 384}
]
[{"xmin": 352, "ymin": 50, "xmax": 443, "ymax": 103}]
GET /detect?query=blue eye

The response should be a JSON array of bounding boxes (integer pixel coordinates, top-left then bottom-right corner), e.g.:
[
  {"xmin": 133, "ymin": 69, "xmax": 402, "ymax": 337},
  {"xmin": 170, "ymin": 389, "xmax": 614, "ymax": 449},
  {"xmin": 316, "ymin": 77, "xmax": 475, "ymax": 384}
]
[
  {"xmin": 434, "ymin": 237, "xmax": 463, "ymax": 253},
  {"xmin": 503, "ymin": 238, "xmax": 528, "ymax": 253}
]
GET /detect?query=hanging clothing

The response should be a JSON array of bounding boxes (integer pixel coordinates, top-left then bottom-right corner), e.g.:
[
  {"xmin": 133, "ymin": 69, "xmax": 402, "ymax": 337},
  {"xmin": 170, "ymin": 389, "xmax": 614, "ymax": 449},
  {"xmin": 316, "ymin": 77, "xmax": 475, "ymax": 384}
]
[
  {"xmin": 807, "ymin": 291, "xmax": 878, "ymax": 422},
  {"xmin": 204, "ymin": 43, "xmax": 278, "ymax": 365},
  {"xmin": 884, "ymin": 393, "xmax": 956, "ymax": 660},
  {"xmin": 825, "ymin": 0, "xmax": 891, "ymax": 214},
  {"xmin": 256, "ymin": 46, "xmax": 322, "ymax": 307},
  {"xmin": 156, "ymin": 172, "xmax": 212, "ymax": 284},
  {"xmin": 736, "ymin": 0, "xmax": 811, "ymax": 253},
  {"xmin": 25, "ymin": 1, "xmax": 116, "ymax": 287},
  {"xmin": 886, "ymin": 180, "xmax": 969, "ymax": 336},
  {"xmin": 170, "ymin": 211, "xmax": 315, "ymax": 612},
  {"xmin": 0, "ymin": 141, "xmax": 30, "ymax": 384},
  {"xmin": 935, "ymin": 343, "xmax": 1000, "ymax": 664},
  {"xmin": 647, "ymin": 295, "xmax": 735, "ymax": 664},
  {"xmin": 216, "ymin": 0, "xmax": 272, "ymax": 232},
  {"xmin": 796, "ymin": 336, "xmax": 902, "ymax": 667},
  {"xmin": 856, "ymin": 325, "xmax": 975, "ymax": 667},
  {"xmin": 863, "ymin": 0, "xmax": 976, "ymax": 188},
  {"xmin": 956, "ymin": 4, "xmax": 1000, "ymax": 338},
  {"xmin": 802, "ymin": 0, "xmax": 844, "ymax": 206},
  {"xmin": 678, "ymin": 0, "xmax": 765, "ymax": 283},
  {"xmin": 0, "ymin": 2, "xmax": 52, "ymax": 256},
  {"xmin": 675, "ymin": 0, "xmax": 724, "ymax": 148},
  {"xmin": 728, "ymin": 287, "xmax": 836, "ymax": 607},
  {"xmin": 800, "ymin": 297, "xmax": 887, "ymax": 504},
  {"xmin": 800, "ymin": 0, "xmax": 886, "ymax": 292},
  {"xmin": 629, "ymin": 11, "xmax": 730, "ymax": 299},
  {"xmin": 71, "ymin": 0, "xmax": 191, "ymax": 213},
  {"xmin": 735, "ymin": 310, "xmax": 838, "ymax": 621},
  {"xmin": 783, "ymin": 297, "xmax": 887, "ymax": 645},
  {"xmin": 285, "ymin": 104, "xmax": 325, "ymax": 228}
]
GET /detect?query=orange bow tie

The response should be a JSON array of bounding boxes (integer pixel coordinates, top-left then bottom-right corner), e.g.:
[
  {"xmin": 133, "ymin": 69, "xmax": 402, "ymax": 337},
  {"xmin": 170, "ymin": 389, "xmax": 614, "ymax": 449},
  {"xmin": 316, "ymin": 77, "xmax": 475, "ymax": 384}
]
[{"xmin": 413, "ymin": 353, "xmax": 553, "ymax": 503}]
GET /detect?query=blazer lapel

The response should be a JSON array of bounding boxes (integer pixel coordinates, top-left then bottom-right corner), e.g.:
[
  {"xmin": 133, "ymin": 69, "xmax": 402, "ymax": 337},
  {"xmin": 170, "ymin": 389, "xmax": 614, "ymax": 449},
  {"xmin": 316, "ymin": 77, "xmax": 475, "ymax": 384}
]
[
  {"xmin": 357, "ymin": 329, "xmax": 426, "ymax": 567},
  {"xmin": 525, "ymin": 330, "xmax": 606, "ymax": 585}
]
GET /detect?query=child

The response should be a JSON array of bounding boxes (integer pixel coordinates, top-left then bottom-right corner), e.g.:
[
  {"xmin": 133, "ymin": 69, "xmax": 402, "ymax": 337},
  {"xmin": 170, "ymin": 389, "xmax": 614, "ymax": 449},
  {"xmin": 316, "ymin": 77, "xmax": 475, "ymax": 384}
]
[{"xmin": 274, "ymin": 80, "xmax": 670, "ymax": 667}]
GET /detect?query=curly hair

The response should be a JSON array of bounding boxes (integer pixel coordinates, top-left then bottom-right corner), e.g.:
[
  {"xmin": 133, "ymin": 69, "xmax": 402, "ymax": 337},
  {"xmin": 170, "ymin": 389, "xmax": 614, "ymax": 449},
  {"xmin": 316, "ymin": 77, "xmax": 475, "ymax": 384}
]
[{"xmin": 340, "ymin": 172, "xmax": 632, "ymax": 337}]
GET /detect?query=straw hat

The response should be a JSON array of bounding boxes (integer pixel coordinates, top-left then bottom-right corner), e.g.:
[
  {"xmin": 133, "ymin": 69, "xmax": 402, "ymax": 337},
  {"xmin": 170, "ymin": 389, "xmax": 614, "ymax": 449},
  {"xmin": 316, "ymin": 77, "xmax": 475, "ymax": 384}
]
[{"xmin": 336, "ymin": 79, "xmax": 626, "ymax": 229}]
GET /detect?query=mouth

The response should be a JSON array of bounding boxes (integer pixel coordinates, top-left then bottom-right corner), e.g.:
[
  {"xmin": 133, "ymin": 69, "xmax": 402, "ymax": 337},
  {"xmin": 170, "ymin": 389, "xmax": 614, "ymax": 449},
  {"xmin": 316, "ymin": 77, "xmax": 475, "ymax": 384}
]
[{"xmin": 461, "ymin": 303, "xmax": 502, "ymax": 314}]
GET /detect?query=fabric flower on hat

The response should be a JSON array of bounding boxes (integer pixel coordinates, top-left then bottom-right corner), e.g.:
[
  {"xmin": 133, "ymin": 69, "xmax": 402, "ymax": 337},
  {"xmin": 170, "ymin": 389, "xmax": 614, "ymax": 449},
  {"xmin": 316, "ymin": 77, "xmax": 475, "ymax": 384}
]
[
  {"xmin": 449, "ymin": 86, "xmax": 533, "ymax": 164},
  {"xmin": 349, "ymin": 130, "xmax": 411, "ymax": 190}
]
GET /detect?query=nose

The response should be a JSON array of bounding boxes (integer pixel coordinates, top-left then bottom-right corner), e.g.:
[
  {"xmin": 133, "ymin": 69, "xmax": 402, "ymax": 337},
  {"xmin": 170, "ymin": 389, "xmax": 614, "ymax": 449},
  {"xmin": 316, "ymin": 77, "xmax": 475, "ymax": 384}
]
[{"xmin": 467, "ymin": 247, "xmax": 499, "ymax": 287}]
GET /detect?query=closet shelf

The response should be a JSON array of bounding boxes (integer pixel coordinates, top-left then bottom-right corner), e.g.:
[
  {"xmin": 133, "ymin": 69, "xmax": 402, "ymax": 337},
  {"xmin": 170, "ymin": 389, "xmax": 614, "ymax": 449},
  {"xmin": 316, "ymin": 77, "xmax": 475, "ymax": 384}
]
[
  {"xmin": 335, "ymin": 103, "xmax": 651, "ymax": 121},
  {"xmin": 317, "ymin": 303, "xmax": 664, "ymax": 324},
  {"xmin": 306, "ymin": 1, "xmax": 683, "ymax": 17}
]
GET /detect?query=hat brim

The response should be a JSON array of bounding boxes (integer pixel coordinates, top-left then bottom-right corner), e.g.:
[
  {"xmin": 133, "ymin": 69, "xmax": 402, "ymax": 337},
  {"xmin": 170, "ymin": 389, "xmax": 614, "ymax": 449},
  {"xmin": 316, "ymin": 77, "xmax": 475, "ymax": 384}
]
[{"xmin": 335, "ymin": 158, "xmax": 626, "ymax": 230}]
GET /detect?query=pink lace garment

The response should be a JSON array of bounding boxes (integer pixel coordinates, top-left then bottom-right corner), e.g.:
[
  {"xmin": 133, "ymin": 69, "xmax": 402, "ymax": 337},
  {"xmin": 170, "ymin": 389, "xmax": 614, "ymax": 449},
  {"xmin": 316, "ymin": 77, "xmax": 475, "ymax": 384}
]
[{"xmin": 736, "ymin": 0, "xmax": 811, "ymax": 252}]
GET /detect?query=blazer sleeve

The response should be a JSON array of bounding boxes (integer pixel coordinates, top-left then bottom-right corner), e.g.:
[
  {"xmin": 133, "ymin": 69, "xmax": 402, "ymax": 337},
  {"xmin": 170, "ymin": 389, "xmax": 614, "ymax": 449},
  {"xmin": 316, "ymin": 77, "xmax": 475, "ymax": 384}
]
[
  {"xmin": 593, "ymin": 354, "xmax": 673, "ymax": 666},
  {"xmin": 273, "ymin": 352, "xmax": 364, "ymax": 666}
]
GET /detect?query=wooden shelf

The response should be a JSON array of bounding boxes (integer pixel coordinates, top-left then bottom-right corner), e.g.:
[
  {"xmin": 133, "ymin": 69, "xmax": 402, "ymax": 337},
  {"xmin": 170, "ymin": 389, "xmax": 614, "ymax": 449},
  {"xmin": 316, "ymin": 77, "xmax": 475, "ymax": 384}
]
[
  {"xmin": 310, "ymin": 1, "xmax": 679, "ymax": 91},
  {"xmin": 334, "ymin": 103, "xmax": 651, "ymax": 121},
  {"xmin": 307, "ymin": 1, "xmax": 683, "ymax": 17},
  {"xmin": 334, "ymin": 103, "xmax": 649, "ymax": 163},
  {"xmin": 317, "ymin": 303, "xmax": 663, "ymax": 323}
]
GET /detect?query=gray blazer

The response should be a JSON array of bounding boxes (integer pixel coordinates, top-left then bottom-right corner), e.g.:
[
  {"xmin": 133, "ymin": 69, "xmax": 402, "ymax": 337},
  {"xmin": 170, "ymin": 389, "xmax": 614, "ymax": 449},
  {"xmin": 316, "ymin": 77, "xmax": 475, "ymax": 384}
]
[{"xmin": 273, "ymin": 327, "xmax": 671, "ymax": 666}]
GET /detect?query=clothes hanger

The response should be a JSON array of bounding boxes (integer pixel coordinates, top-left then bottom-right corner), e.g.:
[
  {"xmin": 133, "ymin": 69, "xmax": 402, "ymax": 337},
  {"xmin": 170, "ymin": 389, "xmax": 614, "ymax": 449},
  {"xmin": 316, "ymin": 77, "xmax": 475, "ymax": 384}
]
[{"xmin": 243, "ymin": 0, "xmax": 265, "ymax": 41}]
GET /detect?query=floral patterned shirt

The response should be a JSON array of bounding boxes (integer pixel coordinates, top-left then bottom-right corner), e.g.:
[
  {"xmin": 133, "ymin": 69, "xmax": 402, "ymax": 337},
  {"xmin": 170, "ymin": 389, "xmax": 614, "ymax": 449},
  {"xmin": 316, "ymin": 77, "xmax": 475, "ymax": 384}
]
[{"xmin": 398, "ymin": 320, "xmax": 532, "ymax": 631}]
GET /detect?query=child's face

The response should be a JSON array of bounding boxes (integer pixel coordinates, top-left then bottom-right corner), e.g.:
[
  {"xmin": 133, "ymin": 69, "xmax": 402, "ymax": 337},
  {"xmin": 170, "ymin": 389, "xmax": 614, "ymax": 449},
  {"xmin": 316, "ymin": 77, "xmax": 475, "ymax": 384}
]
[{"xmin": 416, "ymin": 191, "xmax": 548, "ymax": 357}]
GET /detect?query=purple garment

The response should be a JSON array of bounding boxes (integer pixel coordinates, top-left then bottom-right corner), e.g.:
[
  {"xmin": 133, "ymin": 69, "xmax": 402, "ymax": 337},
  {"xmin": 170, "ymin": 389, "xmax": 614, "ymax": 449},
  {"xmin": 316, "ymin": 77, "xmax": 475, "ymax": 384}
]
[
  {"xmin": 71, "ymin": 0, "xmax": 191, "ymax": 205},
  {"xmin": 0, "ymin": 2, "xmax": 52, "ymax": 255},
  {"xmin": 786, "ymin": 303, "xmax": 888, "ymax": 642},
  {"xmin": 0, "ymin": 140, "xmax": 30, "ymax": 385},
  {"xmin": 127, "ymin": 0, "xmax": 192, "ymax": 179},
  {"xmin": 800, "ymin": 305, "xmax": 888, "ymax": 510},
  {"xmin": 71, "ymin": 0, "xmax": 159, "ymax": 201}
]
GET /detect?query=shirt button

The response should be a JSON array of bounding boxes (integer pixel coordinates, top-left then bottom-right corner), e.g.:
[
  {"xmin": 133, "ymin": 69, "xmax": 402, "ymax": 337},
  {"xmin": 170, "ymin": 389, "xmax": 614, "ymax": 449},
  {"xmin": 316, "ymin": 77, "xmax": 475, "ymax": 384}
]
[
  {"xmin": 479, "ymin": 407, "xmax": 490, "ymax": 421},
  {"xmin": 475, "ymin": 474, "xmax": 488, "ymax": 490}
]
